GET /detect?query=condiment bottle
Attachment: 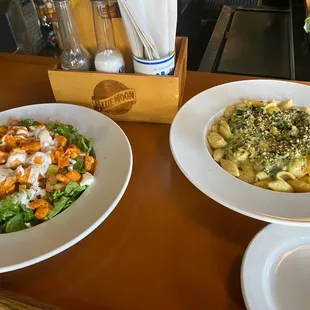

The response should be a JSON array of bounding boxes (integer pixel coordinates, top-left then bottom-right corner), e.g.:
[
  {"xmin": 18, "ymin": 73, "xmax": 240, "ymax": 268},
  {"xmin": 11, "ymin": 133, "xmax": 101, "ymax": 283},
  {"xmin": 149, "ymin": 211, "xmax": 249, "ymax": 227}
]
[
  {"xmin": 91, "ymin": 0, "xmax": 125, "ymax": 73},
  {"xmin": 54, "ymin": 0, "xmax": 91, "ymax": 70}
]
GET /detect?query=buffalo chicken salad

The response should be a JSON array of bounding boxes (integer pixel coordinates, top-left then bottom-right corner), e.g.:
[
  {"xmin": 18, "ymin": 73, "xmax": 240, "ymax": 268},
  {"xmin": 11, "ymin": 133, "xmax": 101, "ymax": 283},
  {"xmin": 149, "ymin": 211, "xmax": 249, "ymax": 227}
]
[{"xmin": 0, "ymin": 119, "xmax": 97, "ymax": 233}]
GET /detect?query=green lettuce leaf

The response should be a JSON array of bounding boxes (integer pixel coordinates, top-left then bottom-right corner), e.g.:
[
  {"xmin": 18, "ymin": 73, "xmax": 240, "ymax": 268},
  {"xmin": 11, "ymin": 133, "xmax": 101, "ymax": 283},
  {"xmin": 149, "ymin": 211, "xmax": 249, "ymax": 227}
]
[
  {"xmin": 19, "ymin": 119, "xmax": 41, "ymax": 126},
  {"xmin": 21, "ymin": 205, "xmax": 35, "ymax": 222},
  {"xmin": 48, "ymin": 182, "xmax": 87, "ymax": 219},
  {"xmin": 76, "ymin": 135, "xmax": 94, "ymax": 155},
  {"xmin": 45, "ymin": 121, "xmax": 94, "ymax": 154},
  {"xmin": 48, "ymin": 197, "xmax": 72, "ymax": 219},
  {"xmin": 65, "ymin": 182, "xmax": 86, "ymax": 196},
  {"xmin": 46, "ymin": 121, "xmax": 75, "ymax": 143},
  {"xmin": 0, "ymin": 197, "xmax": 35, "ymax": 233},
  {"xmin": 73, "ymin": 156, "xmax": 86, "ymax": 174},
  {"xmin": 0, "ymin": 198, "xmax": 20, "ymax": 221},
  {"xmin": 51, "ymin": 189, "xmax": 63, "ymax": 201},
  {"xmin": 5, "ymin": 214, "xmax": 26, "ymax": 233}
]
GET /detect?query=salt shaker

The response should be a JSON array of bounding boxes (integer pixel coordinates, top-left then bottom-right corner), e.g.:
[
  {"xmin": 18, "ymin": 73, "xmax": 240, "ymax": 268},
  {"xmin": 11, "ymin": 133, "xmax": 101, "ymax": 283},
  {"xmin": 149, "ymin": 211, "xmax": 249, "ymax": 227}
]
[
  {"xmin": 54, "ymin": 0, "xmax": 91, "ymax": 70},
  {"xmin": 91, "ymin": 0, "xmax": 125, "ymax": 73}
]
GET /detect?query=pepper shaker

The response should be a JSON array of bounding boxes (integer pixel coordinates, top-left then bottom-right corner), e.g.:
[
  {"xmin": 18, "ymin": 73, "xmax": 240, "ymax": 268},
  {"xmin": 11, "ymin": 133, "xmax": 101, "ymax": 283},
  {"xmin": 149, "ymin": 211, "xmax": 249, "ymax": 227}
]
[{"xmin": 54, "ymin": 0, "xmax": 91, "ymax": 70}]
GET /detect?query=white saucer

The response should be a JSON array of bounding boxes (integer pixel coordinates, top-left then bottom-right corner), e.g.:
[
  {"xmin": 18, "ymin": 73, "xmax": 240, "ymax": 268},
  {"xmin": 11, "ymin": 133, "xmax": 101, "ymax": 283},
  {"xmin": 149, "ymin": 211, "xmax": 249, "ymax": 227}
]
[{"xmin": 242, "ymin": 224, "xmax": 310, "ymax": 310}]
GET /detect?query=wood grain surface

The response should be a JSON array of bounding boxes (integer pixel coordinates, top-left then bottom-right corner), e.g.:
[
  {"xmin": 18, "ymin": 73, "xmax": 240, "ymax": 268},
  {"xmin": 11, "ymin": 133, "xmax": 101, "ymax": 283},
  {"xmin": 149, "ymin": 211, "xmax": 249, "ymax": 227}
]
[
  {"xmin": 0, "ymin": 290, "xmax": 60, "ymax": 310},
  {"xmin": 1, "ymin": 54, "xmax": 308, "ymax": 310}
]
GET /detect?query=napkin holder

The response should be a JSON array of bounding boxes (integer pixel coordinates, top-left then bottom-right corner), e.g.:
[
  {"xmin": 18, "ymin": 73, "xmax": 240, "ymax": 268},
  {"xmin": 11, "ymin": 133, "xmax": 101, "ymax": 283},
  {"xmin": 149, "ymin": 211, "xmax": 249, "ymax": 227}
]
[{"xmin": 48, "ymin": 5, "xmax": 188, "ymax": 124}]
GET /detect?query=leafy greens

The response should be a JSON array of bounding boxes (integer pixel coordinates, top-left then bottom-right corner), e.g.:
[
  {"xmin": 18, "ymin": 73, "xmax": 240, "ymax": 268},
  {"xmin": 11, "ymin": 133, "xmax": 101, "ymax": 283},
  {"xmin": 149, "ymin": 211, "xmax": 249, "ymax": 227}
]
[
  {"xmin": 19, "ymin": 119, "xmax": 41, "ymax": 126},
  {"xmin": 0, "ymin": 182, "xmax": 87, "ymax": 233},
  {"xmin": 47, "ymin": 182, "xmax": 87, "ymax": 219},
  {"xmin": 73, "ymin": 156, "xmax": 86, "ymax": 174},
  {"xmin": 46, "ymin": 121, "xmax": 94, "ymax": 154},
  {"xmin": 0, "ymin": 197, "xmax": 35, "ymax": 233}
]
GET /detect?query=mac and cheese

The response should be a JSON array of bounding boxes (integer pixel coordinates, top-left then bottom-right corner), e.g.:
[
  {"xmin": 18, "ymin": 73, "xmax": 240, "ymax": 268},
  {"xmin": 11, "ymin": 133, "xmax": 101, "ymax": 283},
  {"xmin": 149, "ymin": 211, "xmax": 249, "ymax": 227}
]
[{"xmin": 207, "ymin": 99, "xmax": 310, "ymax": 193}]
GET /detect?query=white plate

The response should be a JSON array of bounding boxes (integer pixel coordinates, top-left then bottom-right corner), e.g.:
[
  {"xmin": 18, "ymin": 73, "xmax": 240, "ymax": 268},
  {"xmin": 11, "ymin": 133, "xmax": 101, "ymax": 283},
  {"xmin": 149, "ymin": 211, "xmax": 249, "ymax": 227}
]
[
  {"xmin": 170, "ymin": 80, "xmax": 310, "ymax": 225},
  {"xmin": 0, "ymin": 104, "xmax": 132, "ymax": 273},
  {"xmin": 242, "ymin": 224, "xmax": 310, "ymax": 310}
]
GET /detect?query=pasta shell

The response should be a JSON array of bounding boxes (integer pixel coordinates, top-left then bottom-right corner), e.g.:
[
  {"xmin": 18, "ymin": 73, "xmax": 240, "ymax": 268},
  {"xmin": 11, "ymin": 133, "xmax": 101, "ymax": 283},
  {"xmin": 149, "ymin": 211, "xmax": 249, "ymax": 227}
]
[
  {"xmin": 211, "ymin": 125, "xmax": 219, "ymax": 133},
  {"xmin": 224, "ymin": 106, "xmax": 235, "ymax": 118},
  {"xmin": 268, "ymin": 180, "xmax": 294, "ymax": 193},
  {"xmin": 239, "ymin": 170, "xmax": 255, "ymax": 184},
  {"xmin": 288, "ymin": 159, "xmax": 306, "ymax": 178},
  {"xmin": 239, "ymin": 162, "xmax": 255, "ymax": 183},
  {"xmin": 207, "ymin": 132, "xmax": 227, "ymax": 149},
  {"xmin": 304, "ymin": 107, "xmax": 310, "ymax": 115},
  {"xmin": 235, "ymin": 103, "xmax": 247, "ymax": 108},
  {"xmin": 218, "ymin": 119, "xmax": 229, "ymax": 128},
  {"xmin": 278, "ymin": 99, "xmax": 292, "ymax": 110},
  {"xmin": 306, "ymin": 158, "xmax": 310, "ymax": 174},
  {"xmin": 276, "ymin": 171, "xmax": 296, "ymax": 181},
  {"xmin": 298, "ymin": 175, "xmax": 309, "ymax": 183},
  {"xmin": 254, "ymin": 179, "xmax": 272, "ymax": 189},
  {"xmin": 220, "ymin": 159, "xmax": 240, "ymax": 177},
  {"xmin": 287, "ymin": 180, "xmax": 310, "ymax": 193},
  {"xmin": 219, "ymin": 124, "xmax": 231, "ymax": 140},
  {"xmin": 234, "ymin": 150, "xmax": 249, "ymax": 161},
  {"xmin": 240, "ymin": 162, "xmax": 254, "ymax": 173},
  {"xmin": 213, "ymin": 148, "xmax": 225, "ymax": 162},
  {"xmin": 243, "ymin": 99, "xmax": 262, "ymax": 106},
  {"xmin": 256, "ymin": 171, "xmax": 269, "ymax": 181},
  {"xmin": 265, "ymin": 100, "xmax": 277, "ymax": 109},
  {"xmin": 217, "ymin": 117, "xmax": 226, "ymax": 126},
  {"xmin": 266, "ymin": 107, "xmax": 280, "ymax": 114}
]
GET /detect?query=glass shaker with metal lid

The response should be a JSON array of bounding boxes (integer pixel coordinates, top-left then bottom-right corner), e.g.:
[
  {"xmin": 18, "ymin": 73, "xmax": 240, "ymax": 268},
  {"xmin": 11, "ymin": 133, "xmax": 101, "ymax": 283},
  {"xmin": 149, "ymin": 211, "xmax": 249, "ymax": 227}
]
[
  {"xmin": 54, "ymin": 0, "xmax": 91, "ymax": 70},
  {"xmin": 91, "ymin": 0, "xmax": 125, "ymax": 73}
]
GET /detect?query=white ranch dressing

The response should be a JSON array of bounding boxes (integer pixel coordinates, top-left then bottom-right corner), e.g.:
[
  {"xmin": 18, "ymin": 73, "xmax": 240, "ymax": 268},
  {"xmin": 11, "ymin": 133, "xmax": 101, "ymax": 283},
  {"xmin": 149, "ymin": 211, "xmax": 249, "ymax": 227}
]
[
  {"xmin": 68, "ymin": 158, "xmax": 76, "ymax": 172},
  {"xmin": 0, "ymin": 168, "xmax": 14, "ymax": 183},
  {"xmin": 0, "ymin": 122, "xmax": 95, "ymax": 209},
  {"xmin": 0, "ymin": 125, "xmax": 55, "ymax": 205},
  {"xmin": 27, "ymin": 151, "xmax": 52, "ymax": 176},
  {"xmin": 6, "ymin": 151, "xmax": 27, "ymax": 168}
]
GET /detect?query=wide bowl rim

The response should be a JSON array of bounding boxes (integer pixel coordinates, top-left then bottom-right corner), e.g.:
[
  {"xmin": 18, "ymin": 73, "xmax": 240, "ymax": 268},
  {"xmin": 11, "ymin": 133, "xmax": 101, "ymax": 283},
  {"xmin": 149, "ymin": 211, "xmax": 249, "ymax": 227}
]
[{"xmin": 170, "ymin": 79, "xmax": 310, "ymax": 226}]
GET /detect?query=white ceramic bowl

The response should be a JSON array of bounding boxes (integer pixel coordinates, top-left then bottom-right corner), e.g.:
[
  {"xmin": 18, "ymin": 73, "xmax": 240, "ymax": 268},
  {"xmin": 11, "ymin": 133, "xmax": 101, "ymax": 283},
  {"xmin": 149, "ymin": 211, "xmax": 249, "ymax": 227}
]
[
  {"xmin": 170, "ymin": 80, "xmax": 310, "ymax": 226},
  {"xmin": 0, "ymin": 104, "xmax": 132, "ymax": 273}
]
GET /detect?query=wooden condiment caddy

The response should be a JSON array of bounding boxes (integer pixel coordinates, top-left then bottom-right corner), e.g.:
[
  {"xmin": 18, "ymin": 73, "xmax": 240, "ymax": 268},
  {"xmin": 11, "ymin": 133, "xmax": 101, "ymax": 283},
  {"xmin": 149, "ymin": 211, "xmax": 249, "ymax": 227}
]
[{"xmin": 48, "ymin": 1, "xmax": 188, "ymax": 124}]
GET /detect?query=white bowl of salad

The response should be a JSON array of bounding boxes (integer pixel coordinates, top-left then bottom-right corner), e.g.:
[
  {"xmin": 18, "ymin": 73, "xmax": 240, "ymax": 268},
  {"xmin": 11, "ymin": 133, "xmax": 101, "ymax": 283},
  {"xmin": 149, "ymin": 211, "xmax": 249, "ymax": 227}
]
[{"xmin": 0, "ymin": 104, "xmax": 132, "ymax": 272}]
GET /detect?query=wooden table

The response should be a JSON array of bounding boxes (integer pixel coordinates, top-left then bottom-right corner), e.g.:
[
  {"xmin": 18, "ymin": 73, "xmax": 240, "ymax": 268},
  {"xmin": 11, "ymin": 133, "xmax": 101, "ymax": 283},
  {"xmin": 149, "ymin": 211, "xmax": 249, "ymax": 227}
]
[{"xmin": 0, "ymin": 54, "xmax": 268, "ymax": 310}]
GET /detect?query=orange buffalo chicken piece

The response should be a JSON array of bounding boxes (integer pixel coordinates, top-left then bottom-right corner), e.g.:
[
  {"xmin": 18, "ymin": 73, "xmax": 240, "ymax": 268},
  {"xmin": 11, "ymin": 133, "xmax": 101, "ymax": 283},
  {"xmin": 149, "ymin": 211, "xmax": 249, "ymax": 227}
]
[
  {"xmin": 51, "ymin": 148, "xmax": 70, "ymax": 168},
  {"xmin": 84, "ymin": 155, "xmax": 96, "ymax": 173},
  {"xmin": 0, "ymin": 176, "xmax": 17, "ymax": 198},
  {"xmin": 66, "ymin": 170, "xmax": 81, "ymax": 182},
  {"xmin": 29, "ymin": 199, "xmax": 50, "ymax": 210},
  {"xmin": 4, "ymin": 135, "xmax": 16, "ymax": 151},
  {"xmin": 29, "ymin": 199, "xmax": 52, "ymax": 220},
  {"xmin": 65, "ymin": 144, "xmax": 81, "ymax": 159},
  {"xmin": 0, "ymin": 126, "xmax": 8, "ymax": 135},
  {"xmin": 56, "ymin": 174, "xmax": 70, "ymax": 184},
  {"xmin": 0, "ymin": 151, "xmax": 8, "ymax": 164},
  {"xmin": 18, "ymin": 167, "xmax": 32, "ymax": 184},
  {"xmin": 56, "ymin": 135, "xmax": 67, "ymax": 148},
  {"xmin": 20, "ymin": 141, "xmax": 41, "ymax": 153},
  {"xmin": 35, "ymin": 206, "xmax": 51, "ymax": 220}
]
